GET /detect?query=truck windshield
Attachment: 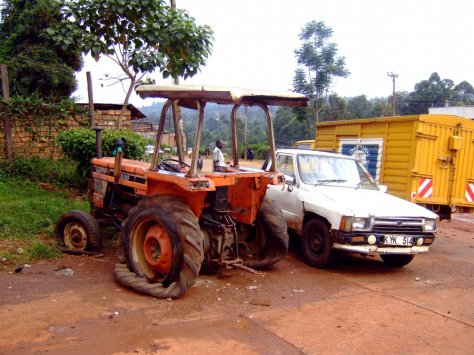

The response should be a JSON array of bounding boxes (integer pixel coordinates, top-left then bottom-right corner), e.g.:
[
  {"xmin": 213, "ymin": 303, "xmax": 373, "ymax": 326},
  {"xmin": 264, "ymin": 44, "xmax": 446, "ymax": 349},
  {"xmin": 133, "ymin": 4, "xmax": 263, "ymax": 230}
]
[{"xmin": 297, "ymin": 154, "xmax": 378, "ymax": 190}]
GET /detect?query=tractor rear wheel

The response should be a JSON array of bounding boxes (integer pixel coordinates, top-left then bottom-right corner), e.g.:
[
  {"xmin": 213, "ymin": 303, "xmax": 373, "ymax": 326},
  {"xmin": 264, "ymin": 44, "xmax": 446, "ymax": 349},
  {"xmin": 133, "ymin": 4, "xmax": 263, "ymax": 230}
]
[
  {"xmin": 240, "ymin": 197, "xmax": 289, "ymax": 269},
  {"xmin": 115, "ymin": 195, "xmax": 204, "ymax": 299},
  {"xmin": 55, "ymin": 210, "xmax": 102, "ymax": 252}
]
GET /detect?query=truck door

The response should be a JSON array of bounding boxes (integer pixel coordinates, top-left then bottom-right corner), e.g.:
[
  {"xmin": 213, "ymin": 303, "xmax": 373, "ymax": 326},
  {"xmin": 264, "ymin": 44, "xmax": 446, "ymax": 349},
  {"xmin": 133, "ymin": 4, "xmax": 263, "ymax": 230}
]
[{"xmin": 265, "ymin": 153, "xmax": 304, "ymax": 232}]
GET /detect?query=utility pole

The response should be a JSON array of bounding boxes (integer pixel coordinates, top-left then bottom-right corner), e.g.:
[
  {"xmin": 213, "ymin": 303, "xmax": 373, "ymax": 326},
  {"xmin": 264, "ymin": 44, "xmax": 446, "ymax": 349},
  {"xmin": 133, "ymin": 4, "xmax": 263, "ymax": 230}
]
[{"xmin": 387, "ymin": 72, "xmax": 398, "ymax": 116}]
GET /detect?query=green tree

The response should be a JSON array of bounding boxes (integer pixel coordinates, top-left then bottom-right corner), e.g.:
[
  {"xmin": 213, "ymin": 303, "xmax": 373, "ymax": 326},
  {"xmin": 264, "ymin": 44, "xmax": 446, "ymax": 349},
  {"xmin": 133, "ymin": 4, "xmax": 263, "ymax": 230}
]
[
  {"xmin": 47, "ymin": 0, "xmax": 213, "ymax": 127},
  {"xmin": 293, "ymin": 20, "xmax": 349, "ymax": 129},
  {"xmin": 371, "ymin": 97, "xmax": 393, "ymax": 117},
  {"xmin": 273, "ymin": 106, "xmax": 309, "ymax": 146},
  {"xmin": 0, "ymin": 0, "xmax": 82, "ymax": 100},
  {"xmin": 405, "ymin": 72, "xmax": 458, "ymax": 114},
  {"xmin": 453, "ymin": 81, "xmax": 474, "ymax": 105},
  {"xmin": 346, "ymin": 95, "xmax": 372, "ymax": 119},
  {"xmin": 320, "ymin": 93, "xmax": 348, "ymax": 121},
  {"xmin": 392, "ymin": 91, "xmax": 410, "ymax": 116}
]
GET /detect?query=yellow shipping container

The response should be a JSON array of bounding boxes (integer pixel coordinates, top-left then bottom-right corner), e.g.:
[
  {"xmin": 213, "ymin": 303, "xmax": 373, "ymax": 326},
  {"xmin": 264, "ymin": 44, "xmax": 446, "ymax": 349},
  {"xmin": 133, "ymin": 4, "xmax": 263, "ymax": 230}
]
[{"xmin": 309, "ymin": 114, "xmax": 474, "ymax": 219}]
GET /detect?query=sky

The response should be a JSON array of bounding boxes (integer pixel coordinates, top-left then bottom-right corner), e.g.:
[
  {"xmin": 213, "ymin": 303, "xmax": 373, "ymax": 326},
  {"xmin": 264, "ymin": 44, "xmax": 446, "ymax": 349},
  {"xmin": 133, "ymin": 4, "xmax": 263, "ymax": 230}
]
[{"xmin": 74, "ymin": 0, "xmax": 474, "ymax": 107}]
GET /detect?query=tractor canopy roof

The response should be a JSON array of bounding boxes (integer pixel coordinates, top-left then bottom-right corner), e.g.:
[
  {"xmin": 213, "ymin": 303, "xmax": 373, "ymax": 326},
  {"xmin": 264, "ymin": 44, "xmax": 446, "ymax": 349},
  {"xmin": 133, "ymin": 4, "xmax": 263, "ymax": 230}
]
[{"xmin": 135, "ymin": 84, "xmax": 308, "ymax": 109}]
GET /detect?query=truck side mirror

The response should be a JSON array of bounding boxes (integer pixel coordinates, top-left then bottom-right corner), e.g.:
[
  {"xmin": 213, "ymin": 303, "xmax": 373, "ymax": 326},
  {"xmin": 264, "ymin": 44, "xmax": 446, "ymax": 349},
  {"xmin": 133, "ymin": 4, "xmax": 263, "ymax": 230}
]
[{"xmin": 285, "ymin": 175, "xmax": 296, "ymax": 191}]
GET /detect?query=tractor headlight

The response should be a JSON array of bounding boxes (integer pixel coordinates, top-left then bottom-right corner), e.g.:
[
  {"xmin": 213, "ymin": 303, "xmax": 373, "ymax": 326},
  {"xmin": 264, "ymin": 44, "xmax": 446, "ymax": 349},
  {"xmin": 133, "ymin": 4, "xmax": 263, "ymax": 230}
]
[
  {"xmin": 340, "ymin": 216, "xmax": 371, "ymax": 232},
  {"xmin": 424, "ymin": 218, "xmax": 438, "ymax": 232}
]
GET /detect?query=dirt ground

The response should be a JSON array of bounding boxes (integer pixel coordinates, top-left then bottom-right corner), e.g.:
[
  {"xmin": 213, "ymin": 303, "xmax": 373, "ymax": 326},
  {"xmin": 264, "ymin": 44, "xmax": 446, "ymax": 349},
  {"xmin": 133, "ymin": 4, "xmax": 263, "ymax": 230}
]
[{"xmin": 1, "ymin": 159, "xmax": 473, "ymax": 354}]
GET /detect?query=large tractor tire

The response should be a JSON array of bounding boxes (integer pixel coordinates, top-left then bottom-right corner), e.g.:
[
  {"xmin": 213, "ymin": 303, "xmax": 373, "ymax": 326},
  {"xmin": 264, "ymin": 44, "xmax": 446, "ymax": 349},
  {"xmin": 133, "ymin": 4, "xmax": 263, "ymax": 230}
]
[
  {"xmin": 240, "ymin": 197, "xmax": 289, "ymax": 269},
  {"xmin": 55, "ymin": 210, "xmax": 102, "ymax": 252},
  {"xmin": 114, "ymin": 195, "xmax": 204, "ymax": 299}
]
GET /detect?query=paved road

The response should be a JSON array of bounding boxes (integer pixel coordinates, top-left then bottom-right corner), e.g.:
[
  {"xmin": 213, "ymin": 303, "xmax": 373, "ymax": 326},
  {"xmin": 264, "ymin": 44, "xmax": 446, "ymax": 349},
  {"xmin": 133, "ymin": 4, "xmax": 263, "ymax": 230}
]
[{"xmin": 1, "ymin": 216, "xmax": 473, "ymax": 354}]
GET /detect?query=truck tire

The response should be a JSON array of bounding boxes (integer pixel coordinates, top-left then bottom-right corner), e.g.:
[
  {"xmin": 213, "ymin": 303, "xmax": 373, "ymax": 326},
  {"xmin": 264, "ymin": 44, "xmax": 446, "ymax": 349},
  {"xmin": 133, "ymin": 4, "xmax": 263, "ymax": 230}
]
[
  {"xmin": 241, "ymin": 197, "xmax": 289, "ymax": 269},
  {"xmin": 381, "ymin": 254, "xmax": 415, "ymax": 267},
  {"xmin": 300, "ymin": 218, "xmax": 332, "ymax": 268},
  {"xmin": 55, "ymin": 210, "xmax": 102, "ymax": 252},
  {"xmin": 115, "ymin": 195, "xmax": 204, "ymax": 299}
]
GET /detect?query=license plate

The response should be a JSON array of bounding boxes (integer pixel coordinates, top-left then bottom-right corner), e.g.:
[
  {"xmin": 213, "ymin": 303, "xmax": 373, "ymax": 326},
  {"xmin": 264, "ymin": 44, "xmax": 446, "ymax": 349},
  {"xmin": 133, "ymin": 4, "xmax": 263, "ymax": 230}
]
[{"xmin": 382, "ymin": 235, "xmax": 413, "ymax": 246}]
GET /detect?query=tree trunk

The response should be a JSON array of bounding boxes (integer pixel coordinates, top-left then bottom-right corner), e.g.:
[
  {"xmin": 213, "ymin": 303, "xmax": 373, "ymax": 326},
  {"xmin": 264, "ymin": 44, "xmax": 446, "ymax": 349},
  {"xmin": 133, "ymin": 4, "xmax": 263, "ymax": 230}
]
[{"xmin": 117, "ymin": 77, "xmax": 136, "ymax": 129}]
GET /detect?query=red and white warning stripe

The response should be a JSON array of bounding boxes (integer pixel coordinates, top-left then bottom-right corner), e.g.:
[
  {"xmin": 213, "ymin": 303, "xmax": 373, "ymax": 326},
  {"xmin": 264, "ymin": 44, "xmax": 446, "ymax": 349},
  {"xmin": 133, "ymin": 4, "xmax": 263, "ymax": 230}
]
[
  {"xmin": 466, "ymin": 183, "xmax": 474, "ymax": 202},
  {"xmin": 418, "ymin": 178, "xmax": 433, "ymax": 199}
]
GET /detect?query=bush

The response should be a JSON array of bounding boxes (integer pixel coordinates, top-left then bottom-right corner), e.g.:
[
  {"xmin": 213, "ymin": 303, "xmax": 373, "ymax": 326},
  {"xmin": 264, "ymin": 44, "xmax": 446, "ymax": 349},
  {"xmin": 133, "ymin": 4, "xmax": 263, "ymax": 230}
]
[
  {"xmin": 238, "ymin": 143, "xmax": 269, "ymax": 160},
  {"xmin": 0, "ymin": 156, "xmax": 83, "ymax": 188},
  {"xmin": 58, "ymin": 128, "xmax": 148, "ymax": 176}
]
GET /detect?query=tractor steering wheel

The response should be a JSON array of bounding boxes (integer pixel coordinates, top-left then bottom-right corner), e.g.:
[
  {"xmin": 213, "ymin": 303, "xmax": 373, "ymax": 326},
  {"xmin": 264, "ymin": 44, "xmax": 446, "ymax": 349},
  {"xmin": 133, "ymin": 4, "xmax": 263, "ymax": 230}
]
[{"xmin": 158, "ymin": 158, "xmax": 190, "ymax": 173}]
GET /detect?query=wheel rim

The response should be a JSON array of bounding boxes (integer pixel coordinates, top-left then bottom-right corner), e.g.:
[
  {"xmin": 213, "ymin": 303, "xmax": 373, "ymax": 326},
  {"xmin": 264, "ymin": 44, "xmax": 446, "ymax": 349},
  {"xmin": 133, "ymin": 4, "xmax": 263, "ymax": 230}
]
[
  {"xmin": 130, "ymin": 218, "xmax": 172, "ymax": 282},
  {"xmin": 63, "ymin": 222, "xmax": 88, "ymax": 251},
  {"xmin": 309, "ymin": 232, "xmax": 324, "ymax": 255}
]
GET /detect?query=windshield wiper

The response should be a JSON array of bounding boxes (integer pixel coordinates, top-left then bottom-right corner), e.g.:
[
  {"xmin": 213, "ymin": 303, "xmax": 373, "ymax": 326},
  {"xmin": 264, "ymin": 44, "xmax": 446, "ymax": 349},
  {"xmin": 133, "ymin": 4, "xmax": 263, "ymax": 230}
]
[{"xmin": 314, "ymin": 179, "xmax": 346, "ymax": 186}]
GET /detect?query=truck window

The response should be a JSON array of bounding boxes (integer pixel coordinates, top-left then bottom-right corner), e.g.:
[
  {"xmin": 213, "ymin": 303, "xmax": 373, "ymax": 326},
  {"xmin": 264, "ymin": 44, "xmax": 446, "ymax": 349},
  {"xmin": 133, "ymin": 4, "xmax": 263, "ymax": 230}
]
[
  {"xmin": 276, "ymin": 154, "xmax": 295, "ymax": 179},
  {"xmin": 297, "ymin": 154, "xmax": 378, "ymax": 189}
]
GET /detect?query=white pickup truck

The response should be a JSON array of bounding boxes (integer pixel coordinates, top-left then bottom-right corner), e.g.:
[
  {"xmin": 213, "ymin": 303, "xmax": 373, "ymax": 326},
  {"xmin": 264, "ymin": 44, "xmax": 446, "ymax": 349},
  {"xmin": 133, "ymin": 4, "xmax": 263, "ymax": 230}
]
[{"xmin": 264, "ymin": 148, "xmax": 438, "ymax": 268}]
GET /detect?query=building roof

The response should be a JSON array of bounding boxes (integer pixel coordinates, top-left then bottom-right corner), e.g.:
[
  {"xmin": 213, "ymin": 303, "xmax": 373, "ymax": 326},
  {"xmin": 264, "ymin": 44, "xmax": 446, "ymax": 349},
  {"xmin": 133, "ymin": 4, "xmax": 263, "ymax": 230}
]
[{"xmin": 77, "ymin": 103, "xmax": 146, "ymax": 119}]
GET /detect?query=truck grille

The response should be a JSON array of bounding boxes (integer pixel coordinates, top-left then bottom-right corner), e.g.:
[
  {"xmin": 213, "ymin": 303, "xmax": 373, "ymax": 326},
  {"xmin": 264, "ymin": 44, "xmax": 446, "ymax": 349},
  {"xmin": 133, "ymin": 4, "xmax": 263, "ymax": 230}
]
[{"xmin": 372, "ymin": 218, "xmax": 424, "ymax": 233}]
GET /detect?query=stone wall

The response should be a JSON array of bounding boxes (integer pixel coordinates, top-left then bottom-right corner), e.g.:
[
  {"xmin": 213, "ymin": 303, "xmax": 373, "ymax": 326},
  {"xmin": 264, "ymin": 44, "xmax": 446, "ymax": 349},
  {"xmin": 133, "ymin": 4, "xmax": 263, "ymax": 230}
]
[{"xmin": 0, "ymin": 109, "xmax": 132, "ymax": 160}]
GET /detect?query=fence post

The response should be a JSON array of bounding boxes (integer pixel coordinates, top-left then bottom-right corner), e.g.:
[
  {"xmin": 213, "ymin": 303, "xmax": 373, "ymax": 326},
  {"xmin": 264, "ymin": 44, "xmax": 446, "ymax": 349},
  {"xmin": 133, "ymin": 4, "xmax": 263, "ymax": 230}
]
[
  {"xmin": 86, "ymin": 71, "xmax": 95, "ymax": 128},
  {"xmin": 1, "ymin": 64, "xmax": 12, "ymax": 160}
]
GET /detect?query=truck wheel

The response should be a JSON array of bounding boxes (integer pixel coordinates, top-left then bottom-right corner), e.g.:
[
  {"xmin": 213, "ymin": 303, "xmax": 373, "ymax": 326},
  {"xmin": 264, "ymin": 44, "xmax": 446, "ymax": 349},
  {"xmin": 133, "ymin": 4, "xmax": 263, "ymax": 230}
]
[
  {"xmin": 55, "ymin": 210, "xmax": 102, "ymax": 252},
  {"xmin": 115, "ymin": 195, "xmax": 204, "ymax": 299},
  {"xmin": 300, "ymin": 219, "xmax": 332, "ymax": 268},
  {"xmin": 241, "ymin": 198, "xmax": 289, "ymax": 269},
  {"xmin": 381, "ymin": 254, "xmax": 415, "ymax": 267}
]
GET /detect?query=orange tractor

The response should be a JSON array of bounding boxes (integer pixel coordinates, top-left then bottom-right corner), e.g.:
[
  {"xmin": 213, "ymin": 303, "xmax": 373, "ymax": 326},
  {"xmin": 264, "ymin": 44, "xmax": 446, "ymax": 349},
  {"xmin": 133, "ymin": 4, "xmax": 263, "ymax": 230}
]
[{"xmin": 55, "ymin": 85, "xmax": 308, "ymax": 298}]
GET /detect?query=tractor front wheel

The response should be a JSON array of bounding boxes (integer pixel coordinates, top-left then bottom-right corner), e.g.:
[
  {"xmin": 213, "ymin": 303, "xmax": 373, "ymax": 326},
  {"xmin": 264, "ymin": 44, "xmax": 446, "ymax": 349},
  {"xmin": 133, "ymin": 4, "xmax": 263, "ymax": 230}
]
[
  {"xmin": 55, "ymin": 210, "xmax": 102, "ymax": 252},
  {"xmin": 115, "ymin": 195, "xmax": 204, "ymax": 299}
]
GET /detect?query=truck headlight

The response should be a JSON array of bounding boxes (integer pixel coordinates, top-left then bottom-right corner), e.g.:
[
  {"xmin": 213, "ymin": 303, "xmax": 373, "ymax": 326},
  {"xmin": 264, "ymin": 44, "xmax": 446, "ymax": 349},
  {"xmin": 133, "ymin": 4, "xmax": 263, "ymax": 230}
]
[
  {"xmin": 424, "ymin": 218, "xmax": 437, "ymax": 232},
  {"xmin": 340, "ymin": 216, "xmax": 370, "ymax": 232}
]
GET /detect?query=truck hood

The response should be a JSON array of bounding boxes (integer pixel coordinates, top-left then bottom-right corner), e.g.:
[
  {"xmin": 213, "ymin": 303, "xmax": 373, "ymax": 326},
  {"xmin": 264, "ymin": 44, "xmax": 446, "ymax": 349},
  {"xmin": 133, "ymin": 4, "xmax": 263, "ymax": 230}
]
[{"xmin": 302, "ymin": 185, "xmax": 437, "ymax": 218}]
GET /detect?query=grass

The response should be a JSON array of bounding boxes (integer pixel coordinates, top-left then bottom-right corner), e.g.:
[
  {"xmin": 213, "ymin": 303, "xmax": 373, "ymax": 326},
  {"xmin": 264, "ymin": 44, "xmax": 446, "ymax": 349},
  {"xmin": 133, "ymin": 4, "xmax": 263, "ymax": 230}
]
[{"xmin": 0, "ymin": 178, "xmax": 89, "ymax": 264}]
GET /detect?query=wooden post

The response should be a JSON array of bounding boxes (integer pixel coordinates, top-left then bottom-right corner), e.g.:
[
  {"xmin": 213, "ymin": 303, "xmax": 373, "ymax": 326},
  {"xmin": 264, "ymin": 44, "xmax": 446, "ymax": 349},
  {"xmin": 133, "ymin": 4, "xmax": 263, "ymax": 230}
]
[
  {"xmin": 87, "ymin": 72, "xmax": 103, "ymax": 158},
  {"xmin": 1, "ymin": 64, "xmax": 12, "ymax": 160},
  {"xmin": 86, "ymin": 71, "xmax": 95, "ymax": 127}
]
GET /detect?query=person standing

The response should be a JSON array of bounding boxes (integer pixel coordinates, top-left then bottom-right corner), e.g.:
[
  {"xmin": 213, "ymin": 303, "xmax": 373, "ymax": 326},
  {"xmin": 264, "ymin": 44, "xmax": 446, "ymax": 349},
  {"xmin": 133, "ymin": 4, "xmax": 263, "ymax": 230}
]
[
  {"xmin": 213, "ymin": 139, "xmax": 226, "ymax": 172},
  {"xmin": 247, "ymin": 147, "xmax": 253, "ymax": 162}
]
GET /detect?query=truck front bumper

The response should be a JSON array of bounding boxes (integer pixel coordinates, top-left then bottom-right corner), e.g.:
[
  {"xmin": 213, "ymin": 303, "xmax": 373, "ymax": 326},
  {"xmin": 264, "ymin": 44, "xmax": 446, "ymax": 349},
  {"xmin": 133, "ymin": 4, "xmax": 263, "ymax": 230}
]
[
  {"xmin": 332, "ymin": 243, "xmax": 430, "ymax": 255},
  {"xmin": 331, "ymin": 231, "xmax": 435, "ymax": 255}
]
